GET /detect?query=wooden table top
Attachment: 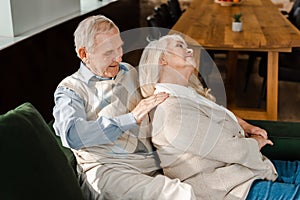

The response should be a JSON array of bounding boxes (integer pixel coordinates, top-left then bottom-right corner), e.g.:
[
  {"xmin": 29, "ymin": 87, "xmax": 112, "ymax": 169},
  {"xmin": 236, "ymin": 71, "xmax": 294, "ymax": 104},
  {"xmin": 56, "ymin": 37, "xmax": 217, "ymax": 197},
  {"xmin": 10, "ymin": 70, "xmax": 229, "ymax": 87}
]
[{"xmin": 171, "ymin": 0, "xmax": 300, "ymax": 52}]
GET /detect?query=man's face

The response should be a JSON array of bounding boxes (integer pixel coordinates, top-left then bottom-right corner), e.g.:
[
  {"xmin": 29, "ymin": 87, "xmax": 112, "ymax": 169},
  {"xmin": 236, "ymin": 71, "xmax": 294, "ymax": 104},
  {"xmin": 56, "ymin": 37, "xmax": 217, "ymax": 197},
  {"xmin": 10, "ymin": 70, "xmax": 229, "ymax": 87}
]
[{"xmin": 86, "ymin": 28, "xmax": 124, "ymax": 78}]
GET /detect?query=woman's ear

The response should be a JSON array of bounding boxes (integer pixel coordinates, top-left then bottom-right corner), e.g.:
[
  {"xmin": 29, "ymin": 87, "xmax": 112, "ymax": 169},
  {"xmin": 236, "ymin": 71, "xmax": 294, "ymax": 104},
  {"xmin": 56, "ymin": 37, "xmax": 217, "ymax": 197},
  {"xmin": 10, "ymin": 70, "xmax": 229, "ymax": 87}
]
[
  {"xmin": 78, "ymin": 47, "xmax": 88, "ymax": 63},
  {"xmin": 159, "ymin": 55, "xmax": 168, "ymax": 66}
]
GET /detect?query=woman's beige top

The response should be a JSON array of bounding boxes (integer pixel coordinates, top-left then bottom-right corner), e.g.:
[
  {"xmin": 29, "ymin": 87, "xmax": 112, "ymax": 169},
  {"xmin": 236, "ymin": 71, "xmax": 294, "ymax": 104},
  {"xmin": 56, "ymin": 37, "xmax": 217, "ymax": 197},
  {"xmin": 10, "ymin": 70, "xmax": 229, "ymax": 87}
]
[{"xmin": 151, "ymin": 83, "xmax": 278, "ymax": 200}]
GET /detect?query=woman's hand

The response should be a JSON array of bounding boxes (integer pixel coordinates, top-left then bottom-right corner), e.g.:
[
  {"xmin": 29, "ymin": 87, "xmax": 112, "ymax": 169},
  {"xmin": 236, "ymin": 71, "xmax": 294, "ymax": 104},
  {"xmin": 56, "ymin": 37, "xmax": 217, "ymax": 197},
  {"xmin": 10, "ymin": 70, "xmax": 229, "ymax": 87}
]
[
  {"xmin": 249, "ymin": 134, "xmax": 273, "ymax": 150},
  {"xmin": 131, "ymin": 92, "xmax": 169, "ymax": 124},
  {"xmin": 236, "ymin": 116, "xmax": 273, "ymax": 150},
  {"xmin": 237, "ymin": 116, "xmax": 268, "ymax": 139},
  {"xmin": 244, "ymin": 124, "xmax": 268, "ymax": 139}
]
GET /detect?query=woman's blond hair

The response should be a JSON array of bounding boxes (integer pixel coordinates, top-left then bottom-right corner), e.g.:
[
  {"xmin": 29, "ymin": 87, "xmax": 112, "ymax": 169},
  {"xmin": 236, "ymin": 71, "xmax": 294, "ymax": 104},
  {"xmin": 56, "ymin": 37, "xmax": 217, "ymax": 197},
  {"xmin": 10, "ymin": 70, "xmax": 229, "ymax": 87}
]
[{"xmin": 139, "ymin": 34, "xmax": 215, "ymax": 102}]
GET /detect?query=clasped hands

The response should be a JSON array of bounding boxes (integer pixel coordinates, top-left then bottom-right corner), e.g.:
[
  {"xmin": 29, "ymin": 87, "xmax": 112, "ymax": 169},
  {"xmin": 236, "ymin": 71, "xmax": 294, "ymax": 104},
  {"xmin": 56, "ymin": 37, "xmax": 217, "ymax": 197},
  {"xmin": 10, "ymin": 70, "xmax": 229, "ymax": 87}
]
[{"xmin": 243, "ymin": 123, "xmax": 274, "ymax": 150}]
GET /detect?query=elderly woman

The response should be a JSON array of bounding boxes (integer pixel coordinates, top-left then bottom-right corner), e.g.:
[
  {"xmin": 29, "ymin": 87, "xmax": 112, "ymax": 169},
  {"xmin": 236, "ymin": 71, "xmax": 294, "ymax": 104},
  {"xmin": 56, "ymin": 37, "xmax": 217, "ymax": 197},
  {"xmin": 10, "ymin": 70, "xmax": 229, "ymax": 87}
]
[{"xmin": 138, "ymin": 34, "xmax": 300, "ymax": 200}]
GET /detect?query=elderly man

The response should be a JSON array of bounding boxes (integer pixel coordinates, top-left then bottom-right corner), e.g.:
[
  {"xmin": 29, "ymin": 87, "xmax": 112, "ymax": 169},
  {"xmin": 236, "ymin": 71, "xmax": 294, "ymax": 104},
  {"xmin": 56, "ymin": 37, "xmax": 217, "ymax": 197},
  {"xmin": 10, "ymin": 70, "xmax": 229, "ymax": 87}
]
[{"xmin": 53, "ymin": 15, "xmax": 195, "ymax": 200}]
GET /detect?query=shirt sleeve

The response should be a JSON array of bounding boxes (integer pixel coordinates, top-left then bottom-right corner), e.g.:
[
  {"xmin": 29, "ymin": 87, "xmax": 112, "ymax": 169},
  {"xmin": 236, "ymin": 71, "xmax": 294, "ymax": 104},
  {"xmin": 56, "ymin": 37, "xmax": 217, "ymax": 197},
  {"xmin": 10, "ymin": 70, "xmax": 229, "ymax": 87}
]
[{"xmin": 53, "ymin": 86, "xmax": 137, "ymax": 150}]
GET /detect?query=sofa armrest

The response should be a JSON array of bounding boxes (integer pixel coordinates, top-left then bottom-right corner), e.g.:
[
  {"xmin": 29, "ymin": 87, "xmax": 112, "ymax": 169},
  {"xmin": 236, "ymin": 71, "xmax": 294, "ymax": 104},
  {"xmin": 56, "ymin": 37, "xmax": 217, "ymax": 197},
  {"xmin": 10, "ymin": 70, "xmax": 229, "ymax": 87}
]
[{"xmin": 0, "ymin": 102, "xmax": 85, "ymax": 200}]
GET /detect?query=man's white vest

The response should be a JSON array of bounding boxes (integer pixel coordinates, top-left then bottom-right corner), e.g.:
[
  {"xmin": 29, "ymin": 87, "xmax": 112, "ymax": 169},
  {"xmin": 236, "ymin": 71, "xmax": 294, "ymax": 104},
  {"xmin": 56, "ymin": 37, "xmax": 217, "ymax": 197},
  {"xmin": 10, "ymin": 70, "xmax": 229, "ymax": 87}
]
[{"xmin": 58, "ymin": 63, "xmax": 154, "ymax": 156}]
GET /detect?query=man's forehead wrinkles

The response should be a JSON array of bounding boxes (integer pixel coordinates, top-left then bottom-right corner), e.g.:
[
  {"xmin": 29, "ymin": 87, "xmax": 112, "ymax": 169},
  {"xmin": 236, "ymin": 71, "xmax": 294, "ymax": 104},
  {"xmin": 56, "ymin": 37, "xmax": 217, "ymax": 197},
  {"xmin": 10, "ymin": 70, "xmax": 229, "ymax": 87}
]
[
  {"xmin": 95, "ymin": 34, "xmax": 122, "ymax": 51},
  {"xmin": 95, "ymin": 30, "xmax": 120, "ymax": 43}
]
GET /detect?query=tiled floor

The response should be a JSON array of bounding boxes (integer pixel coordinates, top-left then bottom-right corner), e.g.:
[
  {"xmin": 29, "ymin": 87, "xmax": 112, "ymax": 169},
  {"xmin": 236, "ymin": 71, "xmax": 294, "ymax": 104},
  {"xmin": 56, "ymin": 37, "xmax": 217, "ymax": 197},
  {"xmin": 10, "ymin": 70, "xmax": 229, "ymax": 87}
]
[{"xmin": 139, "ymin": 0, "xmax": 300, "ymax": 122}]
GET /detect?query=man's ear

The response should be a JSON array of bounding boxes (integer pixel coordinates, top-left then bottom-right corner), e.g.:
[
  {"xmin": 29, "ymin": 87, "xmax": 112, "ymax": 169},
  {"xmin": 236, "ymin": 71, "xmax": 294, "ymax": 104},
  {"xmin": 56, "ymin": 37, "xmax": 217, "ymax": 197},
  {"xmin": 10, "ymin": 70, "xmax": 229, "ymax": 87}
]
[{"xmin": 78, "ymin": 47, "xmax": 87, "ymax": 62}]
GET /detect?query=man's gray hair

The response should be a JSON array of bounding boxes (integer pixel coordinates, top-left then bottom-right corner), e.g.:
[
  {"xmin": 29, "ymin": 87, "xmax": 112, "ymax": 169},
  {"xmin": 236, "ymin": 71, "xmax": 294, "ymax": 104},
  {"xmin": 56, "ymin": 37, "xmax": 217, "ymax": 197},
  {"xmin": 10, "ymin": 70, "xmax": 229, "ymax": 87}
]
[{"xmin": 74, "ymin": 15, "xmax": 119, "ymax": 57}]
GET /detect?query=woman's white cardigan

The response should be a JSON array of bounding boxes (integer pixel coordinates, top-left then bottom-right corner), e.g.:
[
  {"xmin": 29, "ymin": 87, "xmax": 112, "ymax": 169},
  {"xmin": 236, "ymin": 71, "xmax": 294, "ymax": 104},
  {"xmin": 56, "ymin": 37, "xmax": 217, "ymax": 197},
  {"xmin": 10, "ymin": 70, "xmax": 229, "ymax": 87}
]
[{"xmin": 151, "ymin": 83, "xmax": 277, "ymax": 200}]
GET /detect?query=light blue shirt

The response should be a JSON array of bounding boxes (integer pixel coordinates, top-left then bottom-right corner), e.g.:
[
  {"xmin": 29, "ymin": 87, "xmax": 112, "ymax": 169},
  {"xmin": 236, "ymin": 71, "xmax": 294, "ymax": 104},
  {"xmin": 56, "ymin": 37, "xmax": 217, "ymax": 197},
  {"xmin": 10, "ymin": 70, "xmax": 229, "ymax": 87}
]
[{"xmin": 53, "ymin": 63, "xmax": 137, "ymax": 150}]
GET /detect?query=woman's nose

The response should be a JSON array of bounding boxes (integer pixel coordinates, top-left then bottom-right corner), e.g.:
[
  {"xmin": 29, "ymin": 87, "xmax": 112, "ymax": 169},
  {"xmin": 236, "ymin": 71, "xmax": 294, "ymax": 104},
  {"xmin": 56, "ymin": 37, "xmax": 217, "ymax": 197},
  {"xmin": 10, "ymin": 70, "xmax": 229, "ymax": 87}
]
[{"xmin": 187, "ymin": 48, "xmax": 193, "ymax": 55}]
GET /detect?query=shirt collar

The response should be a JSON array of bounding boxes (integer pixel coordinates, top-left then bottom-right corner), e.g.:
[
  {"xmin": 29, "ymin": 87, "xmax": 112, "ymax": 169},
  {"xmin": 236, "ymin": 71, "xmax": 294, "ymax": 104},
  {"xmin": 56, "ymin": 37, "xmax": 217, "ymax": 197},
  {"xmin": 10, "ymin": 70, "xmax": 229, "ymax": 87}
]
[
  {"xmin": 155, "ymin": 83, "xmax": 194, "ymax": 98},
  {"xmin": 78, "ymin": 62, "xmax": 129, "ymax": 84},
  {"xmin": 155, "ymin": 83, "xmax": 212, "ymax": 105},
  {"xmin": 155, "ymin": 83, "xmax": 239, "ymax": 123}
]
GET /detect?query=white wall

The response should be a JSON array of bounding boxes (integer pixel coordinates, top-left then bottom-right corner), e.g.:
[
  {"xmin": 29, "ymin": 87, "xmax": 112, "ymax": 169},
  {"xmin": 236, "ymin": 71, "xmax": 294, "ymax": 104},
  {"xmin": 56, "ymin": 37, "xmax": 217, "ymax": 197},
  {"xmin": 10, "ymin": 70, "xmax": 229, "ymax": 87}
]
[
  {"xmin": 0, "ymin": 0, "xmax": 80, "ymax": 37},
  {"xmin": 0, "ymin": 0, "xmax": 14, "ymax": 37}
]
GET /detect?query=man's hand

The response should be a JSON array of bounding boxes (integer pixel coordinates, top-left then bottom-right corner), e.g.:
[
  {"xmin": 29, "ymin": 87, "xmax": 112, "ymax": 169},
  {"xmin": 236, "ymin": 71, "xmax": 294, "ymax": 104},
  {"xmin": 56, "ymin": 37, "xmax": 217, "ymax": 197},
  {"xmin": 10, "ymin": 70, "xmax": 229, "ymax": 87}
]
[{"xmin": 132, "ymin": 92, "xmax": 169, "ymax": 124}]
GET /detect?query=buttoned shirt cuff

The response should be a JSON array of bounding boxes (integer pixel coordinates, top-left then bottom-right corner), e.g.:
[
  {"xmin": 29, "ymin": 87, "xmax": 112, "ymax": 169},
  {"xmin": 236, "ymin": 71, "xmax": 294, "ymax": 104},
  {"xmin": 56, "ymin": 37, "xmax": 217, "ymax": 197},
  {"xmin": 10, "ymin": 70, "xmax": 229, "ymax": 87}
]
[{"xmin": 117, "ymin": 113, "xmax": 138, "ymax": 131}]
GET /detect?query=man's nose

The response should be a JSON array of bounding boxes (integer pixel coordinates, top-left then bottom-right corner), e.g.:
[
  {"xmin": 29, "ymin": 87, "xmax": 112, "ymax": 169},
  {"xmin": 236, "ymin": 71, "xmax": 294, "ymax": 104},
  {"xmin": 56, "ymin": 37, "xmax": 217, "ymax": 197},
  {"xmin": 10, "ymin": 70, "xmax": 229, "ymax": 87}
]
[
  {"xmin": 111, "ymin": 49, "xmax": 123, "ymax": 62},
  {"xmin": 114, "ymin": 55, "xmax": 122, "ymax": 63}
]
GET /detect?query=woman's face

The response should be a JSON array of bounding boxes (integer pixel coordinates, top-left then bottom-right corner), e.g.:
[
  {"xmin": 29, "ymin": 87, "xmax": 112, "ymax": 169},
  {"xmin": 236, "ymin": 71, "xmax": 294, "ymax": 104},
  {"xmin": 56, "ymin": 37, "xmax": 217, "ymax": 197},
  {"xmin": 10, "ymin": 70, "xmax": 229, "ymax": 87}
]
[{"xmin": 162, "ymin": 38, "xmax": 196, "ymax": 70}]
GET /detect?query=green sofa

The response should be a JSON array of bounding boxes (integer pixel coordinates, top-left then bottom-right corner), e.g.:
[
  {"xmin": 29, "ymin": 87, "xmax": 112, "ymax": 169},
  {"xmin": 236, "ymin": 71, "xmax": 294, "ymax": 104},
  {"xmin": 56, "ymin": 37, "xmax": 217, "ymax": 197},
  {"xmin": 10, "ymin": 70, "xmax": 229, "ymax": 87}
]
[
  {"xmin": 0, "ymin": 102, "xmax": 85, "ymax": 200},
  {"xmin": 0, "ymin": 102, "xmax": 299, "ymax": 200}
]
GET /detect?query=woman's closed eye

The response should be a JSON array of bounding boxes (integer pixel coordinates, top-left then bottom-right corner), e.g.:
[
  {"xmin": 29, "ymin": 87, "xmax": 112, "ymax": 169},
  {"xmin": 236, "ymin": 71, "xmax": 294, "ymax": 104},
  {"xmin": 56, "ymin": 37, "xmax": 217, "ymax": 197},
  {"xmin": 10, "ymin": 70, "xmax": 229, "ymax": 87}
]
[{"xmin": 176, "ymin": 43, "xmax": 187, "ymax": 49}]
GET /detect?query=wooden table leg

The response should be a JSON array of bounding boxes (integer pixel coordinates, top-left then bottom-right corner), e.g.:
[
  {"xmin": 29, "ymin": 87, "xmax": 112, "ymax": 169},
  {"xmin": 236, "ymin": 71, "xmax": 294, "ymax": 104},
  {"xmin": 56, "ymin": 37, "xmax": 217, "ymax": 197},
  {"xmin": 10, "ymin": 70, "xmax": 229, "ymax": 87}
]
[
  {"xmin": 266, "ymin": 51, "xmax": 278, "ymax": 120},
  {"xmin": 228, "ymin": 51, "xmax": 278, "ymax": 121},
  {"xmin": 226, "ymin": 51, "xmax": 239, "ymax": 107}
]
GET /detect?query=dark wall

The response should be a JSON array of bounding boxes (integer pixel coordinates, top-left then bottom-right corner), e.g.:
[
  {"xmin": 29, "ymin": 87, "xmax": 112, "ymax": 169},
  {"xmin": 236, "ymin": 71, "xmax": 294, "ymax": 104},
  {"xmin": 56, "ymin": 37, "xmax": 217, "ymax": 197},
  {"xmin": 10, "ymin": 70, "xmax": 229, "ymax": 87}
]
[{"xmin": 0, "ymin": 0, "xmax": 140, "ymax": 121}]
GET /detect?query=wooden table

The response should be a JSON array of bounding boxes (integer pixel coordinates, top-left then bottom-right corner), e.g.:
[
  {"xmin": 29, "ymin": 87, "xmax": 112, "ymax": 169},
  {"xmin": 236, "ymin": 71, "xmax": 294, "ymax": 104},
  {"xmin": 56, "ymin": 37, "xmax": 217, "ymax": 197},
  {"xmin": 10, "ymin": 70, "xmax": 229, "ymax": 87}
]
[{"xmin": 171, "ymin": 0, "xmax": 300, "ymax": 120}]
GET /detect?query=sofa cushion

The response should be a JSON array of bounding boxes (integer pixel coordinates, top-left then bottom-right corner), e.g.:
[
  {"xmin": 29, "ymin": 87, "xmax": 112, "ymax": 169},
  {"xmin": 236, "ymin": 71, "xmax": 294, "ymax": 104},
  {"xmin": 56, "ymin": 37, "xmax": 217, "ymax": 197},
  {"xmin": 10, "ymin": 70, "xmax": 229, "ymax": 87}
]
[{"xmin": 0, "ymin": 102, "xmax": 85, "ymax": 200}]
